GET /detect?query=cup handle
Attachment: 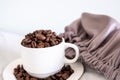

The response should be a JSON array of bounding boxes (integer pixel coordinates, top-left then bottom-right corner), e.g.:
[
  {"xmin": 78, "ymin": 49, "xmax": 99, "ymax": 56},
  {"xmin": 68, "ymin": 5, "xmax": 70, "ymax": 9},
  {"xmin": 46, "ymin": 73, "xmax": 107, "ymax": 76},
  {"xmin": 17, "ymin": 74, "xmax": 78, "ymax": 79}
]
[{"xmin": 64, "ymin": 43, "xmax": 79, "ymax": 63}]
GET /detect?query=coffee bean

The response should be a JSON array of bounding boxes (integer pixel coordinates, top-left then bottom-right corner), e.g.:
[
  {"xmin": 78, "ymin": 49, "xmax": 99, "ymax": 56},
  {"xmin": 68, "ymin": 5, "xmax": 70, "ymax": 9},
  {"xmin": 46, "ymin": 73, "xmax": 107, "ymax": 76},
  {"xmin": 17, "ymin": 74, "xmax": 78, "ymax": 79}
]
[
  {"xmin": 46, "ymin": 30, "xmax": 52, "ymax": 34},
  {"xmin": 36, "ymin": 34, "xmax": 46, "ymax": 41},
  {"xmin": 51, "ymin": 75, "xmax": 56, "ymax": 79},
  {"xmin": 23, "ymin": 38, "xmax": 32, "ymax": 44},
  {"xmin": 55, "ymin": 41, "xmax": 59, "ymax": 45},
  {"xmin": 31, "ymin": 41, "xmax": 37, "ymax": 48},
  {"xmin": 50, "ymin": 39, "xmax": 56, "ymax": 46},
  {"xmin": 56, "ymin": 73, "xmax": 62, "ymax": 77},
  {"xmin": 37, "ymin": 42, "xmax": 44, "ymax": 48},
  {"xmin": 57, "ymin": 35, "xmax": 62, "ymax": 39},
  {"xmin": 62, "ymin": 72, "xmax": 69, "ymax": 79},
  {"xmin": 25, "ymin": 76, "xmax": 29, "ymax": 80},
  {"xmin": 59, "ymin": 77, "xmax": 64, "ymax": 80},
  {"xmin": 14, "ymin": 65, "xmax": 74, "ymax": 80},
  {"xmin": 17, "ymin": 73, "xmax": 22, "ymax": 77},
  {"xmin": 46, "ymin": 77, "xmax": 52, "ymax": 80},
  {"xmin": 45, "ymin": 37, "xmax": 50, "ymax": 42},
  {"xmin": 21, "ymin": 29, "xmax": 62, "ymax": 48},
  {"xmin": 33, "ymin": 38, "xmax": 38, "ymax": 42},
  {"xmin": 44, "ymin": 42, "xmax": 50, "ymax": 47},
  {"xmin": 30, "ymin": 78, "xmax": 38, "ymax": 80}
]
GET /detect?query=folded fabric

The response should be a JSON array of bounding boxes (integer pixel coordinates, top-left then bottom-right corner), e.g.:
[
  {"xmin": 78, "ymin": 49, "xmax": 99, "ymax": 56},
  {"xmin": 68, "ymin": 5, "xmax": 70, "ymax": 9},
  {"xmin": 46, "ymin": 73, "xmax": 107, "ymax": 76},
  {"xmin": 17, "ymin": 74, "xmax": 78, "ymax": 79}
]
[{"xmin": 61, "ymin": 13, "xmax": 120, "ymax": 80}]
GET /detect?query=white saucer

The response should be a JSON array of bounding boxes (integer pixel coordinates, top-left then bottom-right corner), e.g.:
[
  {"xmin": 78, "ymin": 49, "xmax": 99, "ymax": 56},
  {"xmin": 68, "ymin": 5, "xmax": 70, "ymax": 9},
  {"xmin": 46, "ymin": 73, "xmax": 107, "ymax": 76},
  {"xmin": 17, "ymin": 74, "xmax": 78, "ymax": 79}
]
[{"xmin": 3, "ymin": 58, "xmax": 84, "ymax": 80}]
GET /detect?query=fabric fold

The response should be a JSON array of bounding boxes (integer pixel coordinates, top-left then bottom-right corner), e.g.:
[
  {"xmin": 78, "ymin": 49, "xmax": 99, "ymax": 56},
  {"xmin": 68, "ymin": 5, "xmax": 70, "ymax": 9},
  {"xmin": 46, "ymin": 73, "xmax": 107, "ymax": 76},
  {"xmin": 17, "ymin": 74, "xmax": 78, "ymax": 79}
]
[{"xmin": 62, "ymin": 12, "xmax": 120, "ymax": 80}]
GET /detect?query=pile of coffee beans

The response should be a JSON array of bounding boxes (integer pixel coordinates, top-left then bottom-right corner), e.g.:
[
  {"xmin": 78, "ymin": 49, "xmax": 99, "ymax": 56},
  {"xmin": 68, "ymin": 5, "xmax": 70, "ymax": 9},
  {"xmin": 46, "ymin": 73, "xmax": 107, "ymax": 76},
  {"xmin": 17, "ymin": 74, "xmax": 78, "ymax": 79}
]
[
  {"xmin": 21, "ymin": 30, "xmax": 62, "ymax": 48},
  {"xmin": 14, "ymin": 65, "xmax": 74, "ymax": 80}
]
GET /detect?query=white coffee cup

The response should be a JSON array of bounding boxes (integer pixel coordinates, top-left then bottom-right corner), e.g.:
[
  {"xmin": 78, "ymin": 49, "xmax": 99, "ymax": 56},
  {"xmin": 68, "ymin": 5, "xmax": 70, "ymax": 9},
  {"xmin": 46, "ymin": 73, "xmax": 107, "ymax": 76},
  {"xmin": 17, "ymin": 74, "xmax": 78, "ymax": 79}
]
[{"xmin": 21, "ymin": 38, "xmax": 79, "ymax": 78}]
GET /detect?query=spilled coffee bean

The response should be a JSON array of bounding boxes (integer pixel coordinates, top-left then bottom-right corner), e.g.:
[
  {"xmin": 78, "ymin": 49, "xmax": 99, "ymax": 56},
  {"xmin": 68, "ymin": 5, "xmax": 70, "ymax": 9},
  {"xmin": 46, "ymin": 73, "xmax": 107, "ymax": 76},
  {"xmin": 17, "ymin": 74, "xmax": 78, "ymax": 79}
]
[
  {"xmin": 21, "ymin": 30, "xmax": 62, "ymax": 48},
  {"xmin": 14, "ymin": 65, "xmax": 74, "ymax": 80}
]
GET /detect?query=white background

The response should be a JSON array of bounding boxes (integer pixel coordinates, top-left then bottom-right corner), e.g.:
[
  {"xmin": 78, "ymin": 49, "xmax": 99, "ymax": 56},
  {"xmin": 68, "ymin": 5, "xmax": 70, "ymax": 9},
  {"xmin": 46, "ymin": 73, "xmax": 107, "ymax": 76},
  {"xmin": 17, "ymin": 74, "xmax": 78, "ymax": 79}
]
[{"xmin": 0, "ymin": 0, "xmax": 120, "ymax": 35}]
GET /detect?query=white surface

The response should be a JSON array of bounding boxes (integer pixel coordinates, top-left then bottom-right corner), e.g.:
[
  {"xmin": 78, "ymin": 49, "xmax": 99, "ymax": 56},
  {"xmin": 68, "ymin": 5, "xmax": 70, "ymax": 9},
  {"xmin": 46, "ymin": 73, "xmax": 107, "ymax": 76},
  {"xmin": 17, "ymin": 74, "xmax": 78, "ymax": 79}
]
[
  {"xmin": 0, "ymin": 32, "xmax": 107, "ymax": 80},
  {"xmin": 3, "ymin": 58, "xmax": 84, "ymax": 80},
  {"xmin": 0, "ymin": 0, "xmax": 120, "ymax": 35}
]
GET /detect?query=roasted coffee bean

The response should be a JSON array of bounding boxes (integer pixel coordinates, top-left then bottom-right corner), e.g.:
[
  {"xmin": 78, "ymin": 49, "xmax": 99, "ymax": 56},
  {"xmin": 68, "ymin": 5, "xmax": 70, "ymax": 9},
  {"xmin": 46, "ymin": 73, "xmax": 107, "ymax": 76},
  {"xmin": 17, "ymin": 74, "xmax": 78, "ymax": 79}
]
[
  {"xmin": 36, "ymin": 34, "xmax": 46, "ymax": 41},
  {"xmin": 55, "ymin": 41, "xmax": 59, "ymax": 45},
  {"xmin": 52, "ymin": 32, "xmax": 56, "ymax": 36},
  {"xmin": 45, "ymin": 37, "xmax": 50, "ymax": 42},
  {"xmin": 25, "ymin": 76, "xmax": 29, "ymax": 80},
  {"xmin": 59, "ymin": 77, "xmax": 64, "ymax": 80},
  {"xmin": 46, "ymin": 77, "xmax": 52, "ymax": 80},
  {"xmin": 30, "ymin": 78, "xmax": 38, "ymax": 80},
  {"xmin": 56, "ymin": 73, "xmax": 62, "ymax": 77},
  {"xmin": 46, "ymin": 30, "xmax": 52, "ymax": 34},
  {"xmin": 25, "ymin": 33, "xmax": 32, "ymax": 39},
  {"xmin": 33, "ymin": 38, "xmax": 38, "ymax": 42},
  {"xmin": 23, "ymin": 38, "xmax": 32, "ymax": 44},
  {"xmin": 57, "ymin": 35, "xmax": 62, "ymax": 39},
  {"xmin": 14, "ymin": 65, "xmax": 74, "ymax": 80},
  {"xmin": 57, "ymin": 38, "xmax": 62, "ymax": 42},
  {"xmin": 62, "ymin": 72, "xmax": 69, "ymax": 79},
  {"xmin": 50, "ymin": 39, "xmax": 56, "ymax": 46},
  {"xmin": 44, "ymin": 42, "xmax": 50, "ymax": 47},
  {"xmin": 37, "ymin": 42, "xmax": 44, "ymax": 48},
  {"xmin": 51, "ymin": 76, "xmax": 56, "ymax": 79},
  {"xmin": 31, "ymin": 41, "xmax": 37, "ymax": 48},
  {"xmin": 21, "ymin": 29, "xmax": 62, "ymax": 48}
]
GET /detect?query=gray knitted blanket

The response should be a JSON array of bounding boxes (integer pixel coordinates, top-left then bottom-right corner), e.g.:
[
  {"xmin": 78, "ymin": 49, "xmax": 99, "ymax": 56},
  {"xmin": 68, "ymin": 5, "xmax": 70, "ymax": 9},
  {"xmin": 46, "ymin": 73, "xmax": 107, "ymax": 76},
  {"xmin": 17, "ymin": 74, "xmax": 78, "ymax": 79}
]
[{"xmin": 61, "ymin": 13, "xmax": 120, "ymax": 80}]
